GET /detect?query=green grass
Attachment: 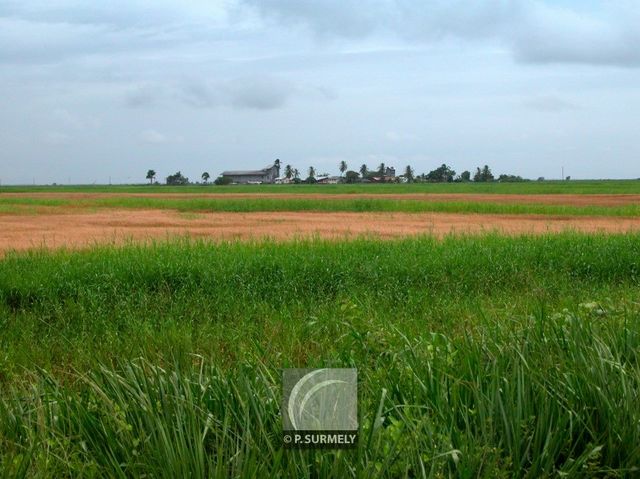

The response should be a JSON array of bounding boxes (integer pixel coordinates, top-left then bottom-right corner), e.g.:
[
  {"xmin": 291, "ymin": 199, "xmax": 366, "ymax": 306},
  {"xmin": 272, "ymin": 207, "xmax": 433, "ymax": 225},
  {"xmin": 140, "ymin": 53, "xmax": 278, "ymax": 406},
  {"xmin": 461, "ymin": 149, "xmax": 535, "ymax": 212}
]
[
  {"xmin": 2, "ymin": 178, "xmax": 640, "ymax": 195},
  {"xmin": 2, "ymin": 195, "xmax": 640, "ymax": 217},
  {"xmin": 1, "ymin": 234, "xmax": 640, "ymax": 476}
]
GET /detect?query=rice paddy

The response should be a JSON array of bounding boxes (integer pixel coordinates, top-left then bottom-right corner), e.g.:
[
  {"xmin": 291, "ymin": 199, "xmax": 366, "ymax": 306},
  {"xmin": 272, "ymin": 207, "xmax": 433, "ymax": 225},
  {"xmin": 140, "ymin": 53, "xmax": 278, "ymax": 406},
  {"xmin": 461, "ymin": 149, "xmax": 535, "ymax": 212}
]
[
  {"xmin": 1, "ymin": 233, "xmax": 640, "ymax": 476},
  {"xmin": 2, "ymin": 193, "xmax": 640, "ymax": 218}
]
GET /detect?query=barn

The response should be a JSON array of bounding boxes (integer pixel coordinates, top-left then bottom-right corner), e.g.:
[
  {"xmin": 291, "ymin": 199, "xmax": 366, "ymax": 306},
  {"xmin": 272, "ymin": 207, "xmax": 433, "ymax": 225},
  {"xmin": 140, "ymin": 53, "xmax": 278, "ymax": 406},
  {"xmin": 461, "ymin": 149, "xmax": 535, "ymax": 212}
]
[{"xmin": 220, "ymin": 164, "xmax": 279, "ymax": 184}]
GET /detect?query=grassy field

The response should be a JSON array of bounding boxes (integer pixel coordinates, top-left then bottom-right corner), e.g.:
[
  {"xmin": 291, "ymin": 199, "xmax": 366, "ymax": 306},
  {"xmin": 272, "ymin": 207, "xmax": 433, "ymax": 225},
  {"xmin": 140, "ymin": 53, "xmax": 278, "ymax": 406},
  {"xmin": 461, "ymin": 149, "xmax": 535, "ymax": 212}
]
[
  {"xmin": 3, "ymin": 179, "xmax": 640, "ymax": 218},
  {"xmin": 2, "ymin": 194, "xmax": 640, "ymax": 217},
  {"xmin": 1, "ymin": 234, "xmax": 640, "ymax": 477},
  {"xmin": 2, "ymin": 178, "xmax": 640, "ymax": 195}
]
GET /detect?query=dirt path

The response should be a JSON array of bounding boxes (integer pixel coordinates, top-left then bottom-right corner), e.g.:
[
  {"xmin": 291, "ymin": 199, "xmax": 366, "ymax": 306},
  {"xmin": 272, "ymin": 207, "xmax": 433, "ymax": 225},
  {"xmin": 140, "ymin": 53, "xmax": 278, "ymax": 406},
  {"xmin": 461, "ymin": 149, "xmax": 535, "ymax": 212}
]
[
  {"xmin": 4, "ymin": 192, "xmax": 640, "ymax": 206},
  {"xmin": 2, "ymin": 209, "xmax": 640, "ymax": 253}
]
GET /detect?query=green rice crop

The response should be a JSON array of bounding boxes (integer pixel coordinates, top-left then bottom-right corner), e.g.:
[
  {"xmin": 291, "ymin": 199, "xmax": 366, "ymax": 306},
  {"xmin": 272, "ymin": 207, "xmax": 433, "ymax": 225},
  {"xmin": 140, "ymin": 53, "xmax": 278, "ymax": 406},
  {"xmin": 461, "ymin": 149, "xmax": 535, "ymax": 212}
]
[
  {"xmin": 1, "ymin": 195, "xmax": 640, "ymax": 216},
  {"xmin": 1, "ymin": 234, "xmax": 640, "ymax": 476}
]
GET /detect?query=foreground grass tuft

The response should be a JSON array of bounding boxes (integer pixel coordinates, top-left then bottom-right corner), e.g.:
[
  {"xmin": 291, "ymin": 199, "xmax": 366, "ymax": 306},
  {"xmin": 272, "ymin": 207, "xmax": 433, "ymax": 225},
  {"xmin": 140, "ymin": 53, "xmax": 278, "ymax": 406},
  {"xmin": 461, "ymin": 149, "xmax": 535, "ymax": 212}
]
[{"xmin": 1, "ymin": 234, "xmax": 640, "ymax": 476}]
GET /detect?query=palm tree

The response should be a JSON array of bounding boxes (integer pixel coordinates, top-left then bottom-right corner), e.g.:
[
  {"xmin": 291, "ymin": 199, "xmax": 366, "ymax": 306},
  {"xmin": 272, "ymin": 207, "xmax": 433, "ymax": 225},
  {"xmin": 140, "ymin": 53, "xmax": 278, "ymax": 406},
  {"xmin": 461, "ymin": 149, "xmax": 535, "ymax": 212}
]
[
  {"xmin": 360, "ymin": 164, "xmax": 368, "ymax": 178},
  {"xmin": 378, "ymin": 163, "xmax": 386, "ymax": 176},
  {"xmin": 146, "ymin": 169, "xmax": 156, "ymax": 185},
  {"xmin": 284, "ymin": 164, "xmax": 293, "ymax": 179},
  {"xmin": 339, "ymin": 160, "xmax": 348, "ymax": 177},
  {"xmin": 274, "ymin": 158, "xmax": 281, "ymax": 177},
  {"xmin": 308, "ymin": 166, "xmax": 316, "ymax": 178},
  {"xmin": 293, "ymin": 168, "xmax": 300, "ymax": 180},
  {"xmin": 201, "ymin": 172, "xmax": 210, "ymax": 184}
]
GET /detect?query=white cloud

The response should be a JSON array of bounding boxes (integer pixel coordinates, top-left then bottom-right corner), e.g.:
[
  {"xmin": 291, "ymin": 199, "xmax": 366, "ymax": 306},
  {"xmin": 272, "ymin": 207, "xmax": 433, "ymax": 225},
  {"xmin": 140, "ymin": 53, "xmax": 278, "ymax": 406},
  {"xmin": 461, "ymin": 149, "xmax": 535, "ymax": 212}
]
[
  {"xmin": 139, "ymin": 129, "xmax": 167, "ymax": 143},
  {"xmin": 42, "ymin": 131, "xmax": 71, "ymax": 145},
  {"xmin": 385, "ymin": 131, "xmax": 414, "ymax": 142}
]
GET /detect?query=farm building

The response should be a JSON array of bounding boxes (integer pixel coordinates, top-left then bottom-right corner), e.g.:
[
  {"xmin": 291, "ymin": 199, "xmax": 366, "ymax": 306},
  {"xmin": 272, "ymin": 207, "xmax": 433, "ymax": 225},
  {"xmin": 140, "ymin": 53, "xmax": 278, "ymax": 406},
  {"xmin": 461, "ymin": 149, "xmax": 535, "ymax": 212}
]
[
  {"xmin": 370, "ymin": 166, "xmax": 397, "ymax": 183},
  {"xmin": 316, "ymin": 176, "xmax": 340, "ymax": 184},
  {"xmin": 221, "ymin": 164, "xmax": 280, "ymax": 184}
]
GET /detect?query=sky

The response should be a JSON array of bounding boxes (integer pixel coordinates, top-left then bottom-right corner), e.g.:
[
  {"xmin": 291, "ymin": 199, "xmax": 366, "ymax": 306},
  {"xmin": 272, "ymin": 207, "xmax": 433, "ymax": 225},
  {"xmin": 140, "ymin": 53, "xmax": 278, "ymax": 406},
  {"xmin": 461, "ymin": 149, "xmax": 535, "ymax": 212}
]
[{"xmin": 1, "ymin": 0, "xmax": 639, "ymax": 184}]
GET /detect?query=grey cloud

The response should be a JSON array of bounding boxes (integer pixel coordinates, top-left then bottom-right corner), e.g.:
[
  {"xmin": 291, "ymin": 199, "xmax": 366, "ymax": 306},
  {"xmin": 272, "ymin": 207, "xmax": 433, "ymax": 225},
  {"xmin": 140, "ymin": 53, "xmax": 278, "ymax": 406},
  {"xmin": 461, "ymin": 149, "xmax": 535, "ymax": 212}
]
[
  {"xmin": 178, "ymin": 83, "xmax": 218, "ymax": 109},
  {"xmin": 0, "ymin": 0, "xmax": 219, "ymax": 30},
  {"xmin": 0, "ymin": 1, "xmax": 226, "ymax": 65},
  {"xmin": 511, "ymin": 2, "xmax": 640, "ymax": 66},
  {"xmin": 239, "ymin": 0, "xmax": 391, "ymax": 38},
  {"xmin": 226, "ymin": 77, "xmax": 293, "ymax": 110},
  {"xmin": 0, "ymin": 16, "xmax": 175, "ymax": 65},
  {"xmin": 5, "ymin": 0, "xmax": 640, "ymax": 69},
  {"xmin": 301, "ymin": 85, "xmax": 338, "ymax": 102},
  {"xmin": 241, "ymin": 0, "xmax": 519, "ymax": 40},
  {"xmin": 125, "ymin": 77, "xmax": 302, "ymax": 111},
  {"xmin": 242, "ymin": 0, "xmax": 640, "ymax": 67},
  {"xmin": 524, "ymin": 95, "xmax": 577, "ymax": 112},
  {"xmin": 125, "ymin": 86, "xmax": 159, "ymax": 108}
]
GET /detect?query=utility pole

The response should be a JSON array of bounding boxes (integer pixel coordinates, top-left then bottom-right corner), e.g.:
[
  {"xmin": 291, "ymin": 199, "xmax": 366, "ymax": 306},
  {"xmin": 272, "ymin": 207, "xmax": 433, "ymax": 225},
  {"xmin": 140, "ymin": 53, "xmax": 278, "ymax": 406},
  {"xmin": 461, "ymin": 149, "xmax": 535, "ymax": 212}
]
[{"xmin": 561, "ymin": 166, "xmax": 564, "ymax": 180}]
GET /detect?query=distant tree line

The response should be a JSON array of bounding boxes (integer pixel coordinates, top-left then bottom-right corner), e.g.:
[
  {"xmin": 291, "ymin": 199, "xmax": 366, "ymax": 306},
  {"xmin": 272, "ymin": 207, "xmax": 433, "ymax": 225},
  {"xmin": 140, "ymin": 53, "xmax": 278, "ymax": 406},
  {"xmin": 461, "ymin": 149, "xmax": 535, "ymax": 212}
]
[
  {"xmin": 145, "ymin": 162, "xmax": 530, "ymax": 185},
  {"xmin": 322, "ymin": 162, "xmax": 529, "ymax": 184},
  {"xmin": 410, "ymin": 164, "xmax": 524, "ymax": 183},
  {"xmin": 143, "ymin": 170, "xmax": 213, "ymax": 186}
]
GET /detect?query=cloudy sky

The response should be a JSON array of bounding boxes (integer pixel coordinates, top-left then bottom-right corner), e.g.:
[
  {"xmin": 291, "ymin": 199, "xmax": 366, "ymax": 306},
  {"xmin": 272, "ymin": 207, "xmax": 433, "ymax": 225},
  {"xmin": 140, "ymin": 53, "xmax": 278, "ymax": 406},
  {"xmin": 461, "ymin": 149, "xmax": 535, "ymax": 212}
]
[{"xmin": 1, "ymin": 0, "xmax": 639, "ymax": 184}]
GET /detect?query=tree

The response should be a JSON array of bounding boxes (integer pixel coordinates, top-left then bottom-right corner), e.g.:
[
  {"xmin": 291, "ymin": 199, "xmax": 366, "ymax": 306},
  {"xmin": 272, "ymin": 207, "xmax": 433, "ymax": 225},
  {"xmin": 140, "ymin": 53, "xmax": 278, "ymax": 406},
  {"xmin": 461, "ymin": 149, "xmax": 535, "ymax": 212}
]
[
  {"xmin": 339, "ymin": 161, "xmax": 348, "ymax": 177},
  {"xmin": 426, "ymin": 164, "xmax": 456, "ymax": 182},
  {"xmin": 308, "ymin": 166, "xmax": 316, "ymax": 178},
  {"xmin": 146, "ymin": 169, "xmax": 156, "ymax": 185},
  {"xmin": 284, "ymin": 164, "xmax": 293, "ymax": 179},
  {"xmin": 274, "ymin": 159, "xmax": 281, "ymax": 177},
  {"xmin": 345, "ymin": 170, "xmax": 360, "ymax": 183},
  {"xmin": 473, "ymin": 165, "xmax": 494, "ymax": 182},
  {"xmin": 360, "ymin": 164, "xmax": 368, "ymax": 178},
  {"xmin": 404, "ymin": 165, "xmax": 414, "ymax": 182},
  {"xmin": 201, "ymin": 172, "xmax": 210, "ymax": 184},
  {"xmin": 214, "ymin": 175, "xmax": 231, "ymax": 185},
  {"xmin": 459, "ymin": 170, "xmax": 471, "ymax": 182},
  {"xmin": 482, "ymin": 165, "xmax": 494, "ymax": 182},
  {"xmin": 166, "ymin": 171, "xmax": 189, "ymax": 185},
  {"xmin": 293, "ymin": 168, "xmax": 300, "ymax": 180},
  {"xmin": 498, "ymin": 174, "xmax": 525, "ymax": 182},
  {"xmin": 378, "ymin": 163, "xmax": 386, "ymax": 176}
]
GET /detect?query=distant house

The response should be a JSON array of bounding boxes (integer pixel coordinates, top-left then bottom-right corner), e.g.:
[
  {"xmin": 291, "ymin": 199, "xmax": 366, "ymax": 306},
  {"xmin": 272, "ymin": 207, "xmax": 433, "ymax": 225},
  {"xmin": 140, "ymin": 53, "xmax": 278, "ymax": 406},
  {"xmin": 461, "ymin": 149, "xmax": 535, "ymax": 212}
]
[
  {"xmin": 316, "ymin": 175, "xmax": 340, "ymax": 184},
  {"xmin": 370, "ymin": 166, "xmax": 397, "ymax": 183},
  {"xmin": 221, "ymin": 164, "xmax": 279, "ymax": 184},
  {"xmin": 274, "ymin": 176, "xmax": 294, "ymax": 184}
]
